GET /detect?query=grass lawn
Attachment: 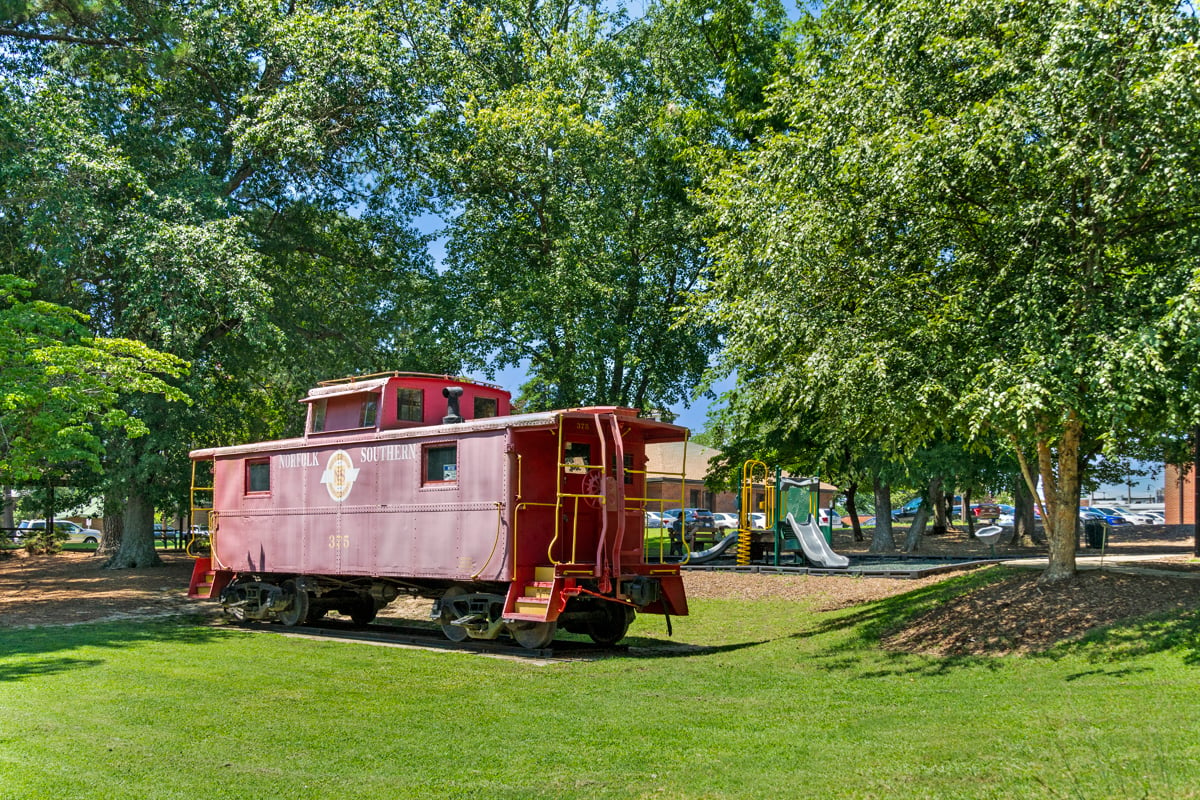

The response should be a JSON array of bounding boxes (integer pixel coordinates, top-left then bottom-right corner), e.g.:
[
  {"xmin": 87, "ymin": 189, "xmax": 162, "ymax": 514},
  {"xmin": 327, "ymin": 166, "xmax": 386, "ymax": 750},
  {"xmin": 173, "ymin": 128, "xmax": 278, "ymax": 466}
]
[{"xmin": 2, "ymin": 569, "xmax": 1199, "ymax": 799}]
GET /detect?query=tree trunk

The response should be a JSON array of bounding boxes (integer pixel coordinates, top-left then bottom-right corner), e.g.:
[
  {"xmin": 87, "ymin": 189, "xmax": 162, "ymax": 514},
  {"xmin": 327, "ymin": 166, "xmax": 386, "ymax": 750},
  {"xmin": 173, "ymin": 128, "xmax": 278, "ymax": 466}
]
[
  {"xmin": 903, "ymin": 503, "xmax": 930, "ymax": 552},
  {"xmin": 2, "ymin": 485, "xmax": 13, "ymax": 531},
  {"xmin": 870, "ymin": 476, "xmax": 895, "ymax": 553},
  {"xmin": 98, "ymin": 491, "xmax": 123, "ymax": 559},
  {"xmin": 1039, "ymin": 420, "xmax": 1083, "ymax": 583},
  {"xmin": 1012, "ymin": 474, "xmax": 1037, "ymax": 546},
  {"xmin": 104, "ymin": 486, "xmax": 162, "ymax": 569},
  {"xmin": 845, "ymin": 480, "xmax": 863, "ymax": 542},
  {"xmin": 962, "ymin": 488, "xmax": 975, "ymax": 536},
  {"xmin": 929, "ymin": 477, "xmax": 947, "ymax": 536}
]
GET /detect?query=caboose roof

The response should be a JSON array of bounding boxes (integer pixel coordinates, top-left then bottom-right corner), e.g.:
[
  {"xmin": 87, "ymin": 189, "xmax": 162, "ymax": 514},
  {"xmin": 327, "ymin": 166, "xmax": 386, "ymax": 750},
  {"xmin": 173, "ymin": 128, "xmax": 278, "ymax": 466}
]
[
  {"xmin": 190, "ymin": 407, "xmax": 687, "ymax": 460},
  {"xmin": 302, "ymin": 376, "xmax": 390, "ymax": 401}
]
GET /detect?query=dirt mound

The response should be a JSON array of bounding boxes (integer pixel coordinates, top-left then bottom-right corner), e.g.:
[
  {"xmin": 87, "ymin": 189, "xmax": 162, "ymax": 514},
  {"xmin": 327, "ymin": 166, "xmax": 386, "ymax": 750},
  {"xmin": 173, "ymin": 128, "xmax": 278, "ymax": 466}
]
[{"xmin": 883, "ymin": 570, "xmax": 1200, "ymax": 656}]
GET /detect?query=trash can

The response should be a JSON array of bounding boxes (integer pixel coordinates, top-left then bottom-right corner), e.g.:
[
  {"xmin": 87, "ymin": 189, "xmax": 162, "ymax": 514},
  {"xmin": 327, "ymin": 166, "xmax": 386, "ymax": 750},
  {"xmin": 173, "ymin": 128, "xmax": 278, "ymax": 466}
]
[{"xmin": 1083, "ymin": 519, "xmax": 1107, "ymax": 548}]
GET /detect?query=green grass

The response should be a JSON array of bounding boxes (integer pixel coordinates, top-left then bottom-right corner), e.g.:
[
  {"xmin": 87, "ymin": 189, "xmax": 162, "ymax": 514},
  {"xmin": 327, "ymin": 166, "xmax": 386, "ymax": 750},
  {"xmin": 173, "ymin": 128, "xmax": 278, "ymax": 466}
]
[{"xmin": 2, "ymin": 568, "xmax": 1200, "ymax": 799}]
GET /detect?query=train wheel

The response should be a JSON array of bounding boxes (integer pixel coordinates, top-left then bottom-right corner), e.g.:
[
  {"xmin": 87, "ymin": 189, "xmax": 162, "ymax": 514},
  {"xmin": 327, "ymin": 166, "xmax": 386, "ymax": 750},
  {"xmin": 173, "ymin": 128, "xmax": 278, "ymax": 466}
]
[
  {"xmin": 277, "ymin": 579, "xmax": 309, "ymax": 627},
  {"xmin": 510, "ymin": 621, "xmax": 557, "ymax": 649},
  {"xmin": 587, "ymin": 604, "xmax": 632, "ymax": 646},
  {"xmin": 345, "ymin": 599, "xmax": 377, "ymax": 626},
  {"xmin": 439, "ymin": 586, "xmax": 470, "ymax": 642}
]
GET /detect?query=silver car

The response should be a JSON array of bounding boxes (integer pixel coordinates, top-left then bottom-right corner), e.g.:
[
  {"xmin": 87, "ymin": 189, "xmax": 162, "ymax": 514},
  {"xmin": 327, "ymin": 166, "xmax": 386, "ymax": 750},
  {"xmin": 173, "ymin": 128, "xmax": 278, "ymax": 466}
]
[{"xmin": 16, "ymin": 519, "xmax": 102, "ymax": 544}]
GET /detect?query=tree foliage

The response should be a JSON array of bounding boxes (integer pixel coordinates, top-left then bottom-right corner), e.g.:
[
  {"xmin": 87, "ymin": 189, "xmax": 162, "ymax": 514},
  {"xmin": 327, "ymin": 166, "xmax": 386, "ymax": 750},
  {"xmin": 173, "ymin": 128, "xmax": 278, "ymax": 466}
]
[
  {"xmin": 703, "ymin": 0, "xmax": 1200, "ymax": 580},
  {"xmin": 0, "ymin": 275, "xmax": 186, "ymax": 485},
  {"xmin": 400, "ymin": 0, "xmax": 785, "ymax": 411},
  {"xmin": 0, "ymin": 0, "xmax": 449, "ymax": 565}
]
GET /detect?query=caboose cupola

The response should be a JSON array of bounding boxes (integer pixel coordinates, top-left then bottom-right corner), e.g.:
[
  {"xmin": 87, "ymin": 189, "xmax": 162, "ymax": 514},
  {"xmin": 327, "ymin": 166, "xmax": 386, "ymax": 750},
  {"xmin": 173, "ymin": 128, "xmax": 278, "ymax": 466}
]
[{"xmin": 303, "ymin": 372, "xmax": 511, "ymax": 436}]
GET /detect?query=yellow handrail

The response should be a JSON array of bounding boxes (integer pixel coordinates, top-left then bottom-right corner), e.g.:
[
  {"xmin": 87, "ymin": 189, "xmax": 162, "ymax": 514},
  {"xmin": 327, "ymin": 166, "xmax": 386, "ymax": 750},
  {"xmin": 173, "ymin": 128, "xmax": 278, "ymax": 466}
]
[
  {"xmin": 738, "ymin": 460, "xmax": 772, "ymax": 566},
  {"xmin": 188, "ymin": 459, "xmax": 215, "ymax": 561}
]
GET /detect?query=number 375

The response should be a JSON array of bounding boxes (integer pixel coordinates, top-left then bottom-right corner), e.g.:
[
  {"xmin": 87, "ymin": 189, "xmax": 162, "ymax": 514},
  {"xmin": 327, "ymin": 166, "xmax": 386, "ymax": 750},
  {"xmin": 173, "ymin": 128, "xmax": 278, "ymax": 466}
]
[{"xmin": 328, "ymin": 535, "xmax": 350, "ymax": 550}]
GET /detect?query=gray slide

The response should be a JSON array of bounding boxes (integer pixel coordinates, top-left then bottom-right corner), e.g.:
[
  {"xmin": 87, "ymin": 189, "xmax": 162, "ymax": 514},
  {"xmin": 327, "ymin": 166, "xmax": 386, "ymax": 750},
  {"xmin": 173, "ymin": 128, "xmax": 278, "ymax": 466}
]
[
  {"xmin": 682, "ymin": 529, "xmax": 741, "ymax": 564},
  {"xmin": 785, "ymin": 512, "xmax": 850, "ymax": 568}
]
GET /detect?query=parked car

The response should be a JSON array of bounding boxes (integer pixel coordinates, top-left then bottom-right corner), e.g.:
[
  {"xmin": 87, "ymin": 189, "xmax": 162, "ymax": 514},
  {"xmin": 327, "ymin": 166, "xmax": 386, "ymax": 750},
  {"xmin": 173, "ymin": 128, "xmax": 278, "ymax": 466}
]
[
  {"xmin": 952, "ymin": 502, "xmax": 1002, "ymax": 521},
  {"xmin": 891, "ymin": 498, "xmax": 924, "ymax": 521},
  {"xmin": 712, "ymin": 512, "xmax": 739, "ymax": 530},
  {"xmin": 16, "ymin": 519, "xmax": 101, "ymax": 544},
  {"xmin": 1078, "ymin": 507, "xmax": 1107, "ymax": 522},
  {"xmin": 1084, "ymin": 506, "xmax": 1130, "ymax": 525},
  {"xmin": 1089, "ymin": 506, "xmax": 1144, "ymax": 525},
  {"xmin": 644, "ymin": 510, "xmax": 664, "ymax": 528},
  {"xmin": 1107, "ymin": 507, "xmax": 1156, "ymax": 525},
  {"xmin": 679, "ymin": 508, "xmax": 716, "ymax": 532},
  {"xmin": 749, "ymin": 512, "xmax": 767, "ymax": 529}
]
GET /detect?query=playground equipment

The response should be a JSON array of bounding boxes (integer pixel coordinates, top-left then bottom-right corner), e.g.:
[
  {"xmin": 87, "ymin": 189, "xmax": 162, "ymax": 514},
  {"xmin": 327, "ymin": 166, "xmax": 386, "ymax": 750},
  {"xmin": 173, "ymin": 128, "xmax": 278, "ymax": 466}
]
[
  {"xmin": 738, "ymin": 460, "xmax": 773, "ymax": 565},
  {"xmin": 784, "ymin": 513, "xmax": 850, "ymax": 568},
  {"xmin": 734, "ymin": 464, "xmax": 849, "ymax": 569},
  {"xmin": 974, "ymin": 524, "xmax": 1004, "ymax": 557}
]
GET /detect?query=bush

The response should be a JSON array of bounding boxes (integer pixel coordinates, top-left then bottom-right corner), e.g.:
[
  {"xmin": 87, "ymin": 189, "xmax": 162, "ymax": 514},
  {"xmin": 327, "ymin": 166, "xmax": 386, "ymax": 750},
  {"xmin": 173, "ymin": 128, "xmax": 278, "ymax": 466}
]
[{"xmin": 23, "ymin": 526, "xmax": 67, "ymax": 555}]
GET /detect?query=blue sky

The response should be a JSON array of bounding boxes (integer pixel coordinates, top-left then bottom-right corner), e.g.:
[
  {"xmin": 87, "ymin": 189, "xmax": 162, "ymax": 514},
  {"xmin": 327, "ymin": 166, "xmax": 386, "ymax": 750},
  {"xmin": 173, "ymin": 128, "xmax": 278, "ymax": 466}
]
[{"xmin": 461, "ymin": 360, "xmax": 730, "ymax": 433}]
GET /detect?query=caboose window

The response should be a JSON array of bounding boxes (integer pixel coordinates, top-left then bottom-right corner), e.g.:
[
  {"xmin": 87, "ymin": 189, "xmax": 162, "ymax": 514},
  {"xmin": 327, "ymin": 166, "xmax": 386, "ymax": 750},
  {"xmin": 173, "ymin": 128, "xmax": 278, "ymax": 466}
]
[
  {"xmin": 359, "ymin": 397, "xmax": 379, "ymax": 428},
  {"xmin": 474, "ymin": 396, "xmax": 498, "ymax": 419},
  {"xmin": 312, "ymin": 399, "xmax": 327, "ymax": 432},
  {"xmin": 425, "ymin": 444, "xmax": 457, "ymax": 483},
  {"xmin": 563, "ymin": 442, "xmax": 591, "ymax": 475},
  {"xmin": 397, "ymin": 388, "xmax": 423, "ymax": 422},
  {"xmin": 246, "ymin": 459, "xmax": 270, "ymax": 493}
]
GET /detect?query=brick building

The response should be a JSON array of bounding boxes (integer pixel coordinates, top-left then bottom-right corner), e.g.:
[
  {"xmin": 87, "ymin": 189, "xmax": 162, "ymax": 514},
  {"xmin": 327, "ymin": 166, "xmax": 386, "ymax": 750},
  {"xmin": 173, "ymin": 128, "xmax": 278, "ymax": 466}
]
[
  {"xmin": 642, "ymin": 442, "xmax": 838, "ymax": 513},
  {"xmin": 1164, "ymin": 463, "xmax": 1195, "ymax": 525}
]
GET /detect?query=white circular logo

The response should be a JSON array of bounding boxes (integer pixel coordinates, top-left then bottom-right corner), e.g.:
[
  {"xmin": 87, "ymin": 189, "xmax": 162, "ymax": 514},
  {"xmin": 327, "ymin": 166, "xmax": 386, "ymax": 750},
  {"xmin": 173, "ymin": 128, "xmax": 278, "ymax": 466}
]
[{"xmin": 320, "ymin": 450, "xmax": 360, "ymax": 502}]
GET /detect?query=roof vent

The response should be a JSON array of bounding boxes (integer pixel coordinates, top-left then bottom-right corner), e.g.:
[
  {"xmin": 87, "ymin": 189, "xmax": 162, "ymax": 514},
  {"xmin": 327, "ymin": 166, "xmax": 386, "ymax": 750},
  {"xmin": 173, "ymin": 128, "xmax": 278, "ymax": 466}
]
[{"xmin": 442, "ymin": 386, "xmax": 464, "ymax": 424}]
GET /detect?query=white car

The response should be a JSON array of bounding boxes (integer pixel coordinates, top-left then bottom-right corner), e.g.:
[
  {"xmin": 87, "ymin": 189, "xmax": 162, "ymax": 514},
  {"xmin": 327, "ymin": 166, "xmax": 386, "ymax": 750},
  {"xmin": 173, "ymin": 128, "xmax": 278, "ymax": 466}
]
[
  {"xmin": 644, "ymin": 511, "xmax": 664, "ymax": 528},
  {"xmin": 818, "ymin": 509, "xmax": 842, "ymax": 529},
  {"xmin": 712, "ymin": 512, "xmax": 739, "ymax": 530},
  {"xmin": 1112, "ymin": 508, "xmax": 1163, "ymax": 525},
  {"xmin": 749, "ymin": 512, "xmax": 767, "ymax": 529},
  {"xmin": 16, "ymin": 519, "xmax": 101, "ymax": 544}
]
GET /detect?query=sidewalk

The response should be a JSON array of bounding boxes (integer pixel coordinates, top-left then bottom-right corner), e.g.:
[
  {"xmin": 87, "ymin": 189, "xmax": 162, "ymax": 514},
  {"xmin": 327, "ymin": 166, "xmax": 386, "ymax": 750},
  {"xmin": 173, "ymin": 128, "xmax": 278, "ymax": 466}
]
[{"xmin": 1005, "ymin": 551, "xmax": 1200, "ymax": 579}]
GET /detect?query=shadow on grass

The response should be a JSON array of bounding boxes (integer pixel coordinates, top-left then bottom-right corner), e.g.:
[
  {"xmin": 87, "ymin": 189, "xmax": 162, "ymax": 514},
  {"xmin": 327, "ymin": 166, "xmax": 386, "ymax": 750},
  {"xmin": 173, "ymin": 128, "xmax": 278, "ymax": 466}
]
[
  {"xmin": 0, "ymin": 615, "xmax": 237, "ymax": 683},
  {"xmin": 794, "ymin": 567, "xmax": 1010, "ymax": 645},
  {"xmin": 623, "ymin": 636, "xmax": 773, "ymax": 659},
  {"xmin": 790, "ymin": 564, "xmax": 1200, "ymax": 676},
  {"xmin": 1048, "ymin": 609, "xmax": 1200, "ymax": 671}
]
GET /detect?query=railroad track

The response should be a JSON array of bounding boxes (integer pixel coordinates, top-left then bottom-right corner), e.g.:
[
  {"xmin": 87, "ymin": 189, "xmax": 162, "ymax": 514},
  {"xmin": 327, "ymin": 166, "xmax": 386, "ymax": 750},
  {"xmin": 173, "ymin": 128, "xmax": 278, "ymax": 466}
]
[{"xmin": 230, "ymin": 617, "xmax": 625, "ymax": 661}]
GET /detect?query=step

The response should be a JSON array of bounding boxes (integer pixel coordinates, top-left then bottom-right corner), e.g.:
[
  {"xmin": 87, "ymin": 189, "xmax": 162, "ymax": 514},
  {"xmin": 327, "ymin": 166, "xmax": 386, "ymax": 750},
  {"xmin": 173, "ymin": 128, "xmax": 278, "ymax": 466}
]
[
  {"xmin": 534, "ymin": 566, "xmax": 556, "ymax": 582},
  {"xmin": 514, "ymin": 600, "xmax": 551, "ymax": 616},
  {"xmin": 517, "ymin": 595, "xmax": 550, "ymax": 605},
  {"xmin": 523, "ymin": 585, "xmax": 552, "ymax": 599}
]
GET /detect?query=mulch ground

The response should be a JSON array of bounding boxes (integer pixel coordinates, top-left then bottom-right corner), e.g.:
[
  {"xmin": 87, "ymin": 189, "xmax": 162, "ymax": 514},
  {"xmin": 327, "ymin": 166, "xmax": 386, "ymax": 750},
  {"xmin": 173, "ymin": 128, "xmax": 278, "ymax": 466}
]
[{"xmin": 3, "ymin": 523, "xmax": 1199, "ymax": 656}]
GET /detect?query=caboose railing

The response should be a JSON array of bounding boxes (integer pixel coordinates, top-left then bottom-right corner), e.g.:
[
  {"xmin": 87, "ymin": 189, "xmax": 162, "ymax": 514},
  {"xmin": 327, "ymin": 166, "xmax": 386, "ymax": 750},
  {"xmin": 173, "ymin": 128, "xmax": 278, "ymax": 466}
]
[
  {"xmin": 550, "ymin": 413, "xmax": 612, "ymax": 572},
  {"xmin": 623, "ymin": 434, "xmax": 689, "ymax": 565},
  {"xmin": 543, "ymin": 414, "xmax": 690, "ymax": 573},
  {"xmin": 188, "ymin": 458, "xmax": 215, "ymax": 561}
]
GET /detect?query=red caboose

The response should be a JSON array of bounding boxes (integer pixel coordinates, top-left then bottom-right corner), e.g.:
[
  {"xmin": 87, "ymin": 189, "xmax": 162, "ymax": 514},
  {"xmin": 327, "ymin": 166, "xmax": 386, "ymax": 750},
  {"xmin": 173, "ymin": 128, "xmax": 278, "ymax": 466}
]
[{"xmin": 188, "ymin": 372, "xmax": 690, "ymax": 648}]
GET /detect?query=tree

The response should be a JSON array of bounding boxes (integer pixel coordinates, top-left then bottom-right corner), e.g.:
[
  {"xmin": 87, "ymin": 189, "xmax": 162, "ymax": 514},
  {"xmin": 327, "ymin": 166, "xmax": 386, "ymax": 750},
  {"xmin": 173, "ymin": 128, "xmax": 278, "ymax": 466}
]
[
  {"xmin": 1, "ymin": 1, "xmax": 448, "ymax": 566},
  {"xmin": 0, "ymin": 275, "xmax": 186, "ymax": 487},
  {"xmin": 400, "ymin": 0, "xmax": 784, "ymax": 411},
  {"xmin": 703, "ymin": 0, "xmax": 1200, "ymax": 581}
]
